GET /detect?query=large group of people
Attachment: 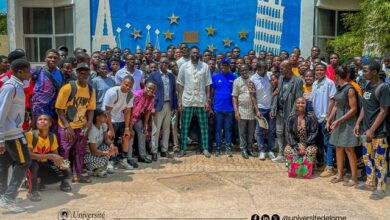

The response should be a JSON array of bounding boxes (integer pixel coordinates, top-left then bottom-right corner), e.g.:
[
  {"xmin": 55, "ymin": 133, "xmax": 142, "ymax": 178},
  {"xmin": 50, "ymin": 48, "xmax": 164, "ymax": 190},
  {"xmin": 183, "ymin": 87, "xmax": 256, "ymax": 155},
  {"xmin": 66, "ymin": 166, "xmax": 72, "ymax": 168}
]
[{"xmin": 0, "ymin": 42, "xmax": 389, "ymax": 213}]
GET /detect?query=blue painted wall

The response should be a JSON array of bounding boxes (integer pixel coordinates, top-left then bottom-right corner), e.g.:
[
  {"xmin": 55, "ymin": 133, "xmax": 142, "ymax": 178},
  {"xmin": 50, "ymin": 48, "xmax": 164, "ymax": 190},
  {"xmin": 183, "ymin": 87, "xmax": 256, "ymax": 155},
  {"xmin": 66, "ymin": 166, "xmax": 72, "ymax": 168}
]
[{"xmin": 90, "ymin": 0, "xmax": 301, "ymax": 54}]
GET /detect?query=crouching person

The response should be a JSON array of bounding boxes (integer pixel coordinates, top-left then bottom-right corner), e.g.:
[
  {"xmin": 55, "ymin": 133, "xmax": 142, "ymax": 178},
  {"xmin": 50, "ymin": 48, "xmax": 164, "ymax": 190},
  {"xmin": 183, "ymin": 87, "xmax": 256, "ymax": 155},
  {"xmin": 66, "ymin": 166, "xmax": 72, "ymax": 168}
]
[
  {"xmin": 85, "ymin": 109, "xmax": 118, "ymax": 177},
  {"xmin": 26, "ymin": 114, "xmax": 71, "ymax": 202}
]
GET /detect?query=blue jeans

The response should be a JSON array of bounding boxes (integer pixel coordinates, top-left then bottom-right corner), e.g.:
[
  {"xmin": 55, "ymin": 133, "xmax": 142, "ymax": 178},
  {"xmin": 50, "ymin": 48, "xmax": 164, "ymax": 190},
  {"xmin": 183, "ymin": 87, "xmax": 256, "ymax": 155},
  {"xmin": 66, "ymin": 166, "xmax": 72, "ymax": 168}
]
[
  {"xmin": 256, "ymin": 108, "xmax": 275, "ymax": 153},
  {"xmin": 319, "ymin": 121, "xmax": 334, "ymax": 167},
  {"xmin": 215, "ymin": 111, "xmax": 234, "ymax": 149}
]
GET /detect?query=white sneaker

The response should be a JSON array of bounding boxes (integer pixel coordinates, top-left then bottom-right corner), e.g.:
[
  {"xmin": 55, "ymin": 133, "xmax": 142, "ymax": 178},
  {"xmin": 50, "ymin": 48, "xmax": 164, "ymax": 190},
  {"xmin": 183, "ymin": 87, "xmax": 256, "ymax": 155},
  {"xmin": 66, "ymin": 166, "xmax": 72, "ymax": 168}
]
[
  {"xmin": 259, "ymin": 152, "xmax": 266, "ymax": 160},
  {"xmin": 271, "ymin": 155, "xmax": 284, "ymax": 163},
  {"xmin": 106, "ymin": 161, "xmax": 115, "ymax": 174},
  {"xmin": 0, "ymin": 196, "xmax": 25, "ymax": 213},
  {"xmin": 118, "ymin": 158, "xmax": 133, "ymax": 170},
  {"xmin": 267, "ymin": 152, "xmax": 276, "ymax": 160}
]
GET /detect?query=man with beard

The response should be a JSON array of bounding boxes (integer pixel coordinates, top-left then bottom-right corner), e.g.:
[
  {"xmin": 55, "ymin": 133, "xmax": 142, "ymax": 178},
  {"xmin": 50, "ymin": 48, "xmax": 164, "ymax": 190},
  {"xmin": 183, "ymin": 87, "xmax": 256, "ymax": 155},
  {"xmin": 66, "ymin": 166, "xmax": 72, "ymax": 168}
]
[{"xmin": 177, "ymin": 46, "xmax": 212, "ymax": 158}]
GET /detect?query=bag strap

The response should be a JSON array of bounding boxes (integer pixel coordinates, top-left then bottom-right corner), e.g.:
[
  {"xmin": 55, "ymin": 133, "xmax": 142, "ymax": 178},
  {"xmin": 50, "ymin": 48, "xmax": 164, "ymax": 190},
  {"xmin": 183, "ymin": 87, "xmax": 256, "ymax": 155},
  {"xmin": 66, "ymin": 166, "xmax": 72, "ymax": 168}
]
[
  {"xmin": 48, "ymin": 132, "xmax": 54, "ymax": 147},
  {"xmin": 126, "ymin": 92, "xmax": 133, "ymax": 104},
  {"xmin": 374, "ymin": 82, "xmax": 386, "ymax": 100},
  {"xmin": 32, "ymin": 130, "xmax": 39, "ymax": 149},
  {"xmin": 114, "ymin": 89, "xmax": 120, "ymax": 105},
  {"xmin": 67, "ymin": 81, "xmax": 77, "ymax": 104},
  {"xmin": 43, "ymin": 68, "xmax": 61, "ymax": 91}
]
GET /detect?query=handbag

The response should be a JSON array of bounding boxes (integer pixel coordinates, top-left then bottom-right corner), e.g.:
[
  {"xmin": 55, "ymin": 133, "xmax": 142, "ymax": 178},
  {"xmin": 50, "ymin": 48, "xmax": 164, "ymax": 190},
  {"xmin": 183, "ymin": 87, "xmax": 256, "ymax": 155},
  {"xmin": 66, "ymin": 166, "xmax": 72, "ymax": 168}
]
[{"xmin": 286, "ymin": 155, "xmax": 314, "ymax": 179}]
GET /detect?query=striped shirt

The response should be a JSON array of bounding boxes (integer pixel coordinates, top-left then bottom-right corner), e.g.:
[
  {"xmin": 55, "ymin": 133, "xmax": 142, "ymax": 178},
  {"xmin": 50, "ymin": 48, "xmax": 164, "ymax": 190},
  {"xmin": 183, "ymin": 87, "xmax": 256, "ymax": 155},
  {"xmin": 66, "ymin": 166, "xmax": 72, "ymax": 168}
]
[{"xmin": 232, "ymin": 77, "xmax": 255, "ymax": 120}]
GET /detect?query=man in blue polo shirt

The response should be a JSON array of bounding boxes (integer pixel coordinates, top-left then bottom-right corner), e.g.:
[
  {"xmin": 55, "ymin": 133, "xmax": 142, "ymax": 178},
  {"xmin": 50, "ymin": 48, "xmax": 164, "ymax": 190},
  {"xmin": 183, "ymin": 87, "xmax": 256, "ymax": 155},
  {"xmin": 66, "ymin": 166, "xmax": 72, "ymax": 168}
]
[{"xmin": 211, "ymin": 58, "xmax": 236, "ymax": 157}]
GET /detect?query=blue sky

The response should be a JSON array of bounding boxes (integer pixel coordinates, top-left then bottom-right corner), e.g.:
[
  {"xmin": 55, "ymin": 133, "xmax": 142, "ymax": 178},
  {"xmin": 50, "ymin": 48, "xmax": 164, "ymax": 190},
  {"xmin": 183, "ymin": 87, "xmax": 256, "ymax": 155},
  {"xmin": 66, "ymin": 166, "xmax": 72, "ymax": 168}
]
[{"xmin": 0, "ymin": 0, "xmax": 6, "ymax": 13}]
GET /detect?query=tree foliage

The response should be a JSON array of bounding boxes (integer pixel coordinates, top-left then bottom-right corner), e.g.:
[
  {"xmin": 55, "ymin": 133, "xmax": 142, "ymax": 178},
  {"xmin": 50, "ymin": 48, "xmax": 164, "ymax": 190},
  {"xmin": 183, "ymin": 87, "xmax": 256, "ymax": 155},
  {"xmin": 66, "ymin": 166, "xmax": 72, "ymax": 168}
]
[
  {"xmin": 0, "ymin": 13, "xmax": 6, "ymax": 35},
  {"xmin": 328, "ymin": 0, "xmax": 390, "ymax": 58}
]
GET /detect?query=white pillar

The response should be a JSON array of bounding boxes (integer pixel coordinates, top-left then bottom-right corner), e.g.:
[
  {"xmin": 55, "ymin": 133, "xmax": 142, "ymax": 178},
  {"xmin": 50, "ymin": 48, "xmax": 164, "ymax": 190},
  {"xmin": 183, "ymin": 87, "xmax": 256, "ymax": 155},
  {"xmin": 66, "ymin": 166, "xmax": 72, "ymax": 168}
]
[{"xmin": 300, "ymin": 0, "xmax": 315, "ymax": 58}]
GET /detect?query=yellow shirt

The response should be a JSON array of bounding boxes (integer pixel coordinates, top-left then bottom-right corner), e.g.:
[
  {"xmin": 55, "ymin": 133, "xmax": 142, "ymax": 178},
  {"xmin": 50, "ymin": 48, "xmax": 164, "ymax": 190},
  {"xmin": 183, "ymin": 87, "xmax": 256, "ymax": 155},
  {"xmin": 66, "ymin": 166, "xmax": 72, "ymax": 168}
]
[
  {"xmin": 55, "ymin": 82, "xmax": 96, "ymax": 129},
  {"xmin": 303, "ymin": 85, "xmax": 312, "ymax": 93},
  {"xmin": 25, "ymin": 131, "xmax": 58, "ymax": 162},
  {"xmin": 292, "ymin": 67, "xmax": 300, "ymax": 77}
]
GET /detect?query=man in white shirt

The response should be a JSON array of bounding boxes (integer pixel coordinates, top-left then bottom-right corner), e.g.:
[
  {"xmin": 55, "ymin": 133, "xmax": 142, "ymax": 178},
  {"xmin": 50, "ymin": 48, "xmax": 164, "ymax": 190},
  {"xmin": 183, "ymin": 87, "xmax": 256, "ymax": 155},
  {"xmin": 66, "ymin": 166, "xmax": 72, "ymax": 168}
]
[
  {"xmin": 115, "ymin": 55, "xmax": 144, "ymax": 90},
  {"xmin": 176, "ymin": 46, "xmax": 212, "ymax": 158},
  {"xmin": 103, "ymin": 75, "xmax": 135, "ymax": 171}
]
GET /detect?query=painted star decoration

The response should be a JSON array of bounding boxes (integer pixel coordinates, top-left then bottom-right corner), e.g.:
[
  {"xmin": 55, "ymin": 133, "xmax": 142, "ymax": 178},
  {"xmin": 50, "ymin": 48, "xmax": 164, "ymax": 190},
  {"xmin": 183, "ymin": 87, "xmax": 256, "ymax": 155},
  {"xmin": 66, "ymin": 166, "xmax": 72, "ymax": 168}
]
[
  {"xmin": 207, "ymin": 44, "xmax": 216, "ymax": 53},
  {"xmin": 131, "ymin": 29, "xmax": 142, "ymax": 39},
  {"xmin": 223, "ymin": 38, "xmax": 232, "ymax": 48},
  {"xmin": 239, "ymin": 29, "xmax": 249, "ymax": 40},
  {"xmin": 164, "ymin": 30, "xmax": 174, "ymax": 40},
  {"xmin": 205, "ymin": 25, "xmax": 216, "ymax": 36},
  {"xmin": 168, "ymin": 13, "xmax": 180, "ymax": 25}
]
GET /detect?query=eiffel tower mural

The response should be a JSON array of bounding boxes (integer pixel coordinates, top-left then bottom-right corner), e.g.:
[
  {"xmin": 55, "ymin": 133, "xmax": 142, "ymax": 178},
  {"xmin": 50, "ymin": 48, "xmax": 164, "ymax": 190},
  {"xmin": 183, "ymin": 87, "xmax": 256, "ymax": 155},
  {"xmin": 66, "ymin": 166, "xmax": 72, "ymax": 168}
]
[{"xmin": 92, "ymin": 0, "xmax": 117, "ymax": 51}]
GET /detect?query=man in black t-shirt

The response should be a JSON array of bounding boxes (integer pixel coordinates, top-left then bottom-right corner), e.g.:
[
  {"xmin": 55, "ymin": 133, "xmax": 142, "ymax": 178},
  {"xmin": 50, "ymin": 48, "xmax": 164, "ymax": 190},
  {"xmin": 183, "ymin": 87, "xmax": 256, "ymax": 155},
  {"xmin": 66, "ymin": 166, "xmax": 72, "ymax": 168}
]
[{"xmin": 354, "ymin": 60, "xmax": 390, "ymax": 200}]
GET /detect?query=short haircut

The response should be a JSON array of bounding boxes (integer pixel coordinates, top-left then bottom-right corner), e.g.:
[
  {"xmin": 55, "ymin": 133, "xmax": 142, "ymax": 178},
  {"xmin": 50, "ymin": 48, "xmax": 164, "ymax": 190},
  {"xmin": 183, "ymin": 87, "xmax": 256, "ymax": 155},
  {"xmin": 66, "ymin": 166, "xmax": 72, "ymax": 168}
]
[
  {"xmin": 329, "ymin": 52, "xmax": 339, "ymax": 58},
  {"xmin": 57, "ymin": 58, "xmax": 72, "ymax": 68},
  {"xmin": 45, "ymin": 49, "xmax": 59, "ymax": 57},
  {"xmin": 145, "ymin": 79, "xmax": 157, "ymax": 86},
  {"xmin": 334, "ymin": 66, "xmax": 348, "ymax": 79},
  {"xmin": 257, "ymin": 60, "xmax": 267, "ymax": 69},
  {"xmin": 203, "ymin": 49, "xmax": 212, "ymax": 54},
  {"xmin": 37, "ymin": 114, "xmax": 53, "ymax": 123},
  {"xmin": 0, "ymin": 55, "xmax": 7, "ymax": 62},
  {"xmin": 67, "ymin": 56, "xmax": 76, "ymax": 63},
  {"xmin": 190, "ymin": 46, "xmax": 199, "ymax": 52},
  {"xmin": 315, "ymin": 63, "xmax": 327, "ymax": 70},
  {"xmin": 11, "ymin": 58, "xmax": 30, "ymax": 74},
  {"xmin": 122, "ymin": 75, "xmax": 134, "ymax": 82},
  {"xmin": 109, "ymin": 57, "xmax": 121, "ymax": 64},
  {"xmin": 8, "ymin": 50, "xmax": 26, "ymax": 64},
  {"xmin": 364, "ymin": 59, "xmax": 381, "ymax": 73},
  {"xmin": 304, "ymin": 69, "xmax": 314, "ymax": 77}
]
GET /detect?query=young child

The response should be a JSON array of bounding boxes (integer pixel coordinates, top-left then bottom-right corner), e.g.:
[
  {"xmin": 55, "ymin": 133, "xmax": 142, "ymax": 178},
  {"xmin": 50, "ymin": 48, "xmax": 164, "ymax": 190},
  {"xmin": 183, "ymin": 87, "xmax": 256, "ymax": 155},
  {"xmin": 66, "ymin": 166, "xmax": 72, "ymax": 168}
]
[
  {"xmin": 84, "ymin": 109, "xmax": 118, "ymax": 177},
  {"xmin": 26, "ymin": 114, "xmax": 72, "ymax": 202}
]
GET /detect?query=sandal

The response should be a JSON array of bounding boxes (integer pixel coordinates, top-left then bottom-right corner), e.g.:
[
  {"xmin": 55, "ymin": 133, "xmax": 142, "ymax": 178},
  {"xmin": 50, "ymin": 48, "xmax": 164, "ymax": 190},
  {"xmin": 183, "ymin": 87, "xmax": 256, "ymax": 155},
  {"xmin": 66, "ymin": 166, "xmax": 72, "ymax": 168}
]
[
  {"xmin": 343, "ymin": 179, "xmax": 357, "ymax": 187},
  {"xmin": 60, "ymin": 180, "xmax": 72, "ymax": 192},
  {"xmin": 27, "ymin": 191, "xmax": 41, "ymax": 202},
  {"xmin": 330, "ymin": 176, "xmax": 344, "ymax": 184},
  {"xmin": 78, "ymin": 176, "xmax": 92, "ymax": 183}
]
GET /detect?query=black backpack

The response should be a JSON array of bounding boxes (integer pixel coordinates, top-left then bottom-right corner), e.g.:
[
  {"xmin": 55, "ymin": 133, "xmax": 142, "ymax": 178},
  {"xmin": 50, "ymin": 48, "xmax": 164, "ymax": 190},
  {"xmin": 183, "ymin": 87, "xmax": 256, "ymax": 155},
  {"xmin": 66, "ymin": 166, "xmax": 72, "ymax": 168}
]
[
  {"xmin": 65, "ymin": 81, "xmax": 93, "ymax": 122},
  {"xmin": 32, "ymin": 130, "xmax": 55, "ymax": 153},
  {"xmin": 113, "ymin": 88, "xmax": 133, "ymax": 105}
]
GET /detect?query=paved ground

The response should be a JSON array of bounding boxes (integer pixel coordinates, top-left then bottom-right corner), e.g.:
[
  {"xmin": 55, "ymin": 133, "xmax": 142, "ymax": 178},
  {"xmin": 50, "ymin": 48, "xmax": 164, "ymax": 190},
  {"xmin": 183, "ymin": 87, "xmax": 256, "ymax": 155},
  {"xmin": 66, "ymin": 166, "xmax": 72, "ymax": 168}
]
[{"xmin": 0, "ymin": 150, "xmax": 389, "ymax": 220}]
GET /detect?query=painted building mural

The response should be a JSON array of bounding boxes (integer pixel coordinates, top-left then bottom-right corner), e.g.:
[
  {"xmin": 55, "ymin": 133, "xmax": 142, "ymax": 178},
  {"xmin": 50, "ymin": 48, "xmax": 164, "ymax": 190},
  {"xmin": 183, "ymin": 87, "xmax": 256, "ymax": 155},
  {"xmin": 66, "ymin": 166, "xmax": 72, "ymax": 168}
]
[{"xmin": 90, "ymin": 0, "xmax": 301, "ymax": 54}]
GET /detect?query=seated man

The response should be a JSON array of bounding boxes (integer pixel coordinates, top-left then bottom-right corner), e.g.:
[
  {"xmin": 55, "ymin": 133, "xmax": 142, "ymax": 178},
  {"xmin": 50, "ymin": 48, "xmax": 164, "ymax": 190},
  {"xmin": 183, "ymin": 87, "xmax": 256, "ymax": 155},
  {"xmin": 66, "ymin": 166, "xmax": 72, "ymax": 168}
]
[
  {"xmin": 284, "ymin": 97, "xmax": 318, "ymax": 159},
  {"xmin": 26, "ymin": 114, "xmax": 71, "ymax": 202}
]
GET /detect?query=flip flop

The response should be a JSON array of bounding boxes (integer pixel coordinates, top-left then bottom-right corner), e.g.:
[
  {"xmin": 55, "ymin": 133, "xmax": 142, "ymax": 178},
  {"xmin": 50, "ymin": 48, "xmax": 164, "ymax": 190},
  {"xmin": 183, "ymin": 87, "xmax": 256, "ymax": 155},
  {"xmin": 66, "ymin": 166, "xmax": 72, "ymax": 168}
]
[
  {"xmin": 27, "ymin": 191, "xmax": 41, "ymax": 202},
  {"xmin": 330, "ymin": 176, "xmax": 344, "ymax": 184}
]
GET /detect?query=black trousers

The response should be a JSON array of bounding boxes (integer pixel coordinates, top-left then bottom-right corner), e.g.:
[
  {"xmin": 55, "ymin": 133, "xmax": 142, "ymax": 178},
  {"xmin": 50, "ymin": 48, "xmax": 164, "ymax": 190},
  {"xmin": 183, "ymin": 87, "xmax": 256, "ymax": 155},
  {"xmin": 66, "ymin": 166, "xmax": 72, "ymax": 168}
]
[
  {"xmin": 27, "ymin": 160, "xmax": 70, "ymax": 192},
  {"xmin": 0, "ymin": 137, "xmax": 31, "ymax": 201}
]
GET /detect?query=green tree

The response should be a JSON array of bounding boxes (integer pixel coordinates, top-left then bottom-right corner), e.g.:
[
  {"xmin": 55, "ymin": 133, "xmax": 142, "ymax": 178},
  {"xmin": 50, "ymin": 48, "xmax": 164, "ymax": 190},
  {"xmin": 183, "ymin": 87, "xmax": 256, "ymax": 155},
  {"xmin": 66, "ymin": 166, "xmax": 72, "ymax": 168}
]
[
  {"xmin": 0, "ymin": 13, "xmax": 7, "ymax": 35},
  {"xmin": 328, "ymin": 0, "xmax": 390, "ymax": 58}
]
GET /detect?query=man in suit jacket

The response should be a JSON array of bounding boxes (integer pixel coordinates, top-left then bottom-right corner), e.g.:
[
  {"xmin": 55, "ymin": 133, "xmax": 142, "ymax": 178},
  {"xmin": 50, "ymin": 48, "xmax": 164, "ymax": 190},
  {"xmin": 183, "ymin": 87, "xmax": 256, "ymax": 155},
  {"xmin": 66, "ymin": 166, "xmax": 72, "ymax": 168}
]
[
  {"xmin": 148, "ymin": 57, "xmax": 178, "ymax": 161},
  {"xmin": 271, "ymin": 60, "xmax": 303, "ymax": 163}
]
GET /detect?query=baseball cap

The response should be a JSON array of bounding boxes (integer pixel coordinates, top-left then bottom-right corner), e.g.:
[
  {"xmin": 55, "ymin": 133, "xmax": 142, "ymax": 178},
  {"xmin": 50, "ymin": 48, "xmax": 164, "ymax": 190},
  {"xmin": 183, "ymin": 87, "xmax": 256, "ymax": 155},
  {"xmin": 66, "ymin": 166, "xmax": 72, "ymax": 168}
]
[
  {"xmin": 221, "ymin": 58, "xmax": 231, "ymax": 65},
  {"xmin": 76, "ymin": 63, "xmax": 90, "ymax": 71}
]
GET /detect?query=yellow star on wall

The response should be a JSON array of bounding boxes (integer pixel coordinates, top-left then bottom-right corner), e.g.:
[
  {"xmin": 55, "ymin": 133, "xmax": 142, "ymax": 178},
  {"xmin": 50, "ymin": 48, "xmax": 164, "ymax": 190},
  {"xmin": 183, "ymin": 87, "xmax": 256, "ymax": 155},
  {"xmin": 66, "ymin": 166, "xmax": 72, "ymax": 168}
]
[
  {"xmin": 131, "ymin": 29, "xmax": 142, "ymax": 39},
  {"xmin": 207, "ymin": 44, "xmax": 216, "ymax": 52},
  {"xmin": 164, "ymin": 30, "xmax": 174, "ymax": 40},
  {"xmin": 238, "ymin": 29, "xmax": 249, "ymax": 40},
  {"xmin": 223, "ymin": 38, "xmax": 232, "ymax": 48},
  {"xmin": 205, "ymin": 25, "xmax": 216, "ymax": 36},
  {"xmin": 168, "ymin": 13, "xmax": 180, "ymax": 25}
]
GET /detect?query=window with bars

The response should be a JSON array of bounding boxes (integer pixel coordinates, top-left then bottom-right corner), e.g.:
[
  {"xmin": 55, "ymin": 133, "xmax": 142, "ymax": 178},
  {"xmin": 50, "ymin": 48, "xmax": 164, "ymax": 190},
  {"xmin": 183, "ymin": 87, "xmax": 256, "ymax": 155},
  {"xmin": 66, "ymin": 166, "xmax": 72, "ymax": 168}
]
[{"xmin": 23, "ymin": 6, "xmax": 74, "ymax": 62}]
